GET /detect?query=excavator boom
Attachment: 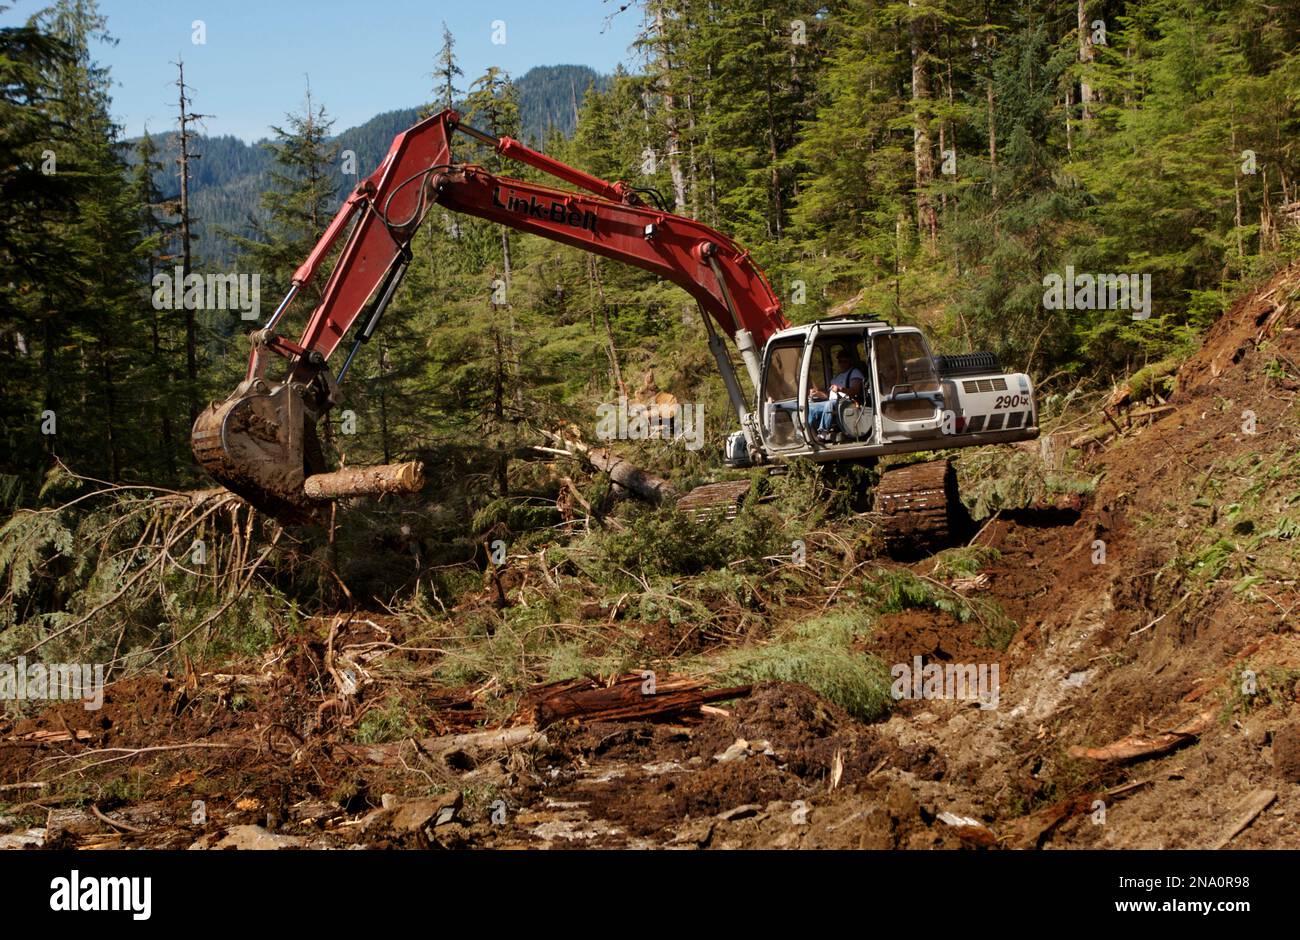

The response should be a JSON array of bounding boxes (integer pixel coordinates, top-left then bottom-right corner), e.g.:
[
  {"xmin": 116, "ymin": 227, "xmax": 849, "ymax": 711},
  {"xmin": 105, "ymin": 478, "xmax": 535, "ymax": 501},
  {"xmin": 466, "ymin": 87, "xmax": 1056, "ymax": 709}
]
[{"xmin": 192, "ymin": 109, "xmax": 787, "ymax": 520}]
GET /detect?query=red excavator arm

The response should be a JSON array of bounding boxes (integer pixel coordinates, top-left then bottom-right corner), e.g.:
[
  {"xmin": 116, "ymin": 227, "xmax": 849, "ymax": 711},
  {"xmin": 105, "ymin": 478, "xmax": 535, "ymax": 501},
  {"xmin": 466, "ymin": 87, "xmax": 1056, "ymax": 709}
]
[
  {"xmin": 275, "ymin": 108, "xmax": 784, "ymax": 379},
  {"xmin": 192, "ymin": 108, "xmax": 788, "ymax": 520}
]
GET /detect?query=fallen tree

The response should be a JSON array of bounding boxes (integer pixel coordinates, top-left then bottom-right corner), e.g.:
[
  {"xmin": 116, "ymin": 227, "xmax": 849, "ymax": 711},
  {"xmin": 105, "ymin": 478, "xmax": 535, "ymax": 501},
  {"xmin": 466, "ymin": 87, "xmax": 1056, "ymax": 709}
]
[
  {"xmin": 538, "ymin": 429, "xmax": 676, "ymax": 506},
  {"xmin": 513, "ymin": 672, "xmax": 751, "ymax": 727}
]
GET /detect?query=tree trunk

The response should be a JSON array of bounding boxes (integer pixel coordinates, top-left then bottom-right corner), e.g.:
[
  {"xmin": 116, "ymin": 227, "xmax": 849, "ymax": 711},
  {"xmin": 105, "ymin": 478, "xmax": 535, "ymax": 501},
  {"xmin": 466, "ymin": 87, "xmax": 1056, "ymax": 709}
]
[
  {"xmin": 1078, "ymin": 0, "xmax": 1094, "ymax": 123},
  {"xmin": 587, "ymin": 256, "xmax": 624, "ymax": 395},
  {"xmin": 910, "ymin": 4, "xmax": 937, "ymax": 241},
  {"xmin": 1232, "ymin": 121, "xmax": 1244, "ymax": 259},
  {"xmin": 654, "ymin": 7, "xmax": 688, "ymax": 213},
  {"xmin": 148, "ymin": 310, "xmax": 177, "ymax": 481},
  {"xmin": 175, "ymin": 58, "xmax": 200, "ymax": 428},
  {"xmin": 96, "ymin": 334, "xmax": 120, "ymax": 480},
  {"xmin": 540, "ymin": 430, "xmax": 676, "ymax": 505}
]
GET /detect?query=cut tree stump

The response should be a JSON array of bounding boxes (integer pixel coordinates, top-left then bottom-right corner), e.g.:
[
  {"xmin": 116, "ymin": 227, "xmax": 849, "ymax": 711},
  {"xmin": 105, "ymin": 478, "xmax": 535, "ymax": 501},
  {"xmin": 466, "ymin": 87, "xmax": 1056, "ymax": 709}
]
[
  {"xmin": 303, "ymin": 461, "xmax": 424, "ymax": 499},
  {"xmin": 514, "ymin": 673, "xmax": 751, "ymax": 727}
]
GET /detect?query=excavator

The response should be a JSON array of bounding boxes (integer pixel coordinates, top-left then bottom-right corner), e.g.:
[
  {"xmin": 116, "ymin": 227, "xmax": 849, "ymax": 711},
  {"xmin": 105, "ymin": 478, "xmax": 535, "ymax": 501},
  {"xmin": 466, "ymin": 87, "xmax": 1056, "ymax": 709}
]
[{"xmin": 192, "ymin": 108, "xmax": 1039, "ymax": 548}]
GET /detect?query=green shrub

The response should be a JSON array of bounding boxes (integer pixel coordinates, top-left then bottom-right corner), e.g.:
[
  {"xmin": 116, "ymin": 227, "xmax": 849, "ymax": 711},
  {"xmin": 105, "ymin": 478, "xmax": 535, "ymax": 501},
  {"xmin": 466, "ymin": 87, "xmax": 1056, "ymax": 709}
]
[{"xmin": 702, "ymin": 608, "xmax": 892, "ymax": 720}]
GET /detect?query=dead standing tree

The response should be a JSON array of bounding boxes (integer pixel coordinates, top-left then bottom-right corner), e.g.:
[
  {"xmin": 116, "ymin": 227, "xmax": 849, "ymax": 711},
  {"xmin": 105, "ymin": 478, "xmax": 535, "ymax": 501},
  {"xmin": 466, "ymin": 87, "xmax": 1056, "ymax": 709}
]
[{"xmin": 170, "ymin": 57, "xmax": 210, "ymax": 427}]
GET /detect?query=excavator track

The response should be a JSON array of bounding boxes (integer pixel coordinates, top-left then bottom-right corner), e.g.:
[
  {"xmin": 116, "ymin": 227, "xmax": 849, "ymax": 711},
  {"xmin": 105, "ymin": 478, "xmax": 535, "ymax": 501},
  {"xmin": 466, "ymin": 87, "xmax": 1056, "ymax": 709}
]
[
  {"xmin": 677, "ymin": 462, "xmax": 965, "ymax": 558},
  {"xmin": 872, "ymin": 458, "xmax": 965, "ymax": 555},
  {"xmin": 676, "ymin": 480, "xmax": 754, "ymax": 522}
]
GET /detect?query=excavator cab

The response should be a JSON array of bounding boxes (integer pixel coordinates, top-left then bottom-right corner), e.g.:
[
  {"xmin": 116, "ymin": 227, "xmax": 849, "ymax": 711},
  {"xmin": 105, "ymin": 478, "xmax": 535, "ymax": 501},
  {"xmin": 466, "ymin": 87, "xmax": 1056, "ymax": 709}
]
[
  {"xmin": 743, "ymin": 314, "xmax": 1035, "ymax": 470},
  {"xmin": 754, "ymin": 318, "xmax": 900, "ymax": 456}
]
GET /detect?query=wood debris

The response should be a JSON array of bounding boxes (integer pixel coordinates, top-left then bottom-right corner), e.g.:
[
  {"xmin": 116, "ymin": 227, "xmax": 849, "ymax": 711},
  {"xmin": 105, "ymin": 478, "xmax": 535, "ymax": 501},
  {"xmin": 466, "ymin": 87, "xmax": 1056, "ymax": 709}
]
[
  {"xmin": 1068, "ymin": 711, "xmax": 1212, "ymax": 763},
  {"xmin": 514, "ymin": 673, "xmax": 751, "ymax": 728},
  {"xmin": 1212, "ymin": 789, "xmax": 1275, "ymax": 849},
  {"xmin": 3, "ymin": 728, "xmax": 94, "ymax": 745}
]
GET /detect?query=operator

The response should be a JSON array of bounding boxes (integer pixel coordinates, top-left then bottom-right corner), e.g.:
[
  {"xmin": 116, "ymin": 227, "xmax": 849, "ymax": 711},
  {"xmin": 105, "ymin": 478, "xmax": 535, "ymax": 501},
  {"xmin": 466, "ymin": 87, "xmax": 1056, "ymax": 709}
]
[{"xmin": 807, "ymin": 350, "xmax": 865, "ymax": 442}]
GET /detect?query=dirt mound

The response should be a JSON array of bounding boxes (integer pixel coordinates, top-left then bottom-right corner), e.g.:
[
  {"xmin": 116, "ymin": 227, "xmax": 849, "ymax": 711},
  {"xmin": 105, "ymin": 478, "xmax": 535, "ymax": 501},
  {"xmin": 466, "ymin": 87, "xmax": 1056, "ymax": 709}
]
[
  {"xmin": 869, "ymin": 609, "xmax": 997, "ymax": 668},
  {"xmin": 1175, "ymin": 266, "xmax": 1299, "ymax": 398},
  {"xmin": 867, "ymin": 261, "xmax": 1300, "ymax": 847}
]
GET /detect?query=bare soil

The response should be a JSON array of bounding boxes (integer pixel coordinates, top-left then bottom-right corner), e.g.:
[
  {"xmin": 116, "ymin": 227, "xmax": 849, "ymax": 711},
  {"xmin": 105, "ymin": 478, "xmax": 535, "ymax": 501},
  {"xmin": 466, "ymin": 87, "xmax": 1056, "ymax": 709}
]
[{"xmin": 4, "ymin": 263, "xmax": 1300, "ymax": 850}]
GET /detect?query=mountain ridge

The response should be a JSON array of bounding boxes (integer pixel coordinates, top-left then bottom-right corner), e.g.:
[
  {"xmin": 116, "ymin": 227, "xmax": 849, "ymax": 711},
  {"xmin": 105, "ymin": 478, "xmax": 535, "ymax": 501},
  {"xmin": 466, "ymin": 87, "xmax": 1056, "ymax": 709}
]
[{"xmin": 128, "ymin": 65, "xmax": 612, "ymax": 265}]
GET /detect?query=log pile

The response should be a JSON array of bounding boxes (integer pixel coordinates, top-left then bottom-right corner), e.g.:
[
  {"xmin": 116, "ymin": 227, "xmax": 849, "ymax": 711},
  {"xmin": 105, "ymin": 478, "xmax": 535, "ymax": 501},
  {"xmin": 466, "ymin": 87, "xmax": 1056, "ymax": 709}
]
[{"xmin": 513, "ymin": 673, "xmax": 751, "ymax": 728}]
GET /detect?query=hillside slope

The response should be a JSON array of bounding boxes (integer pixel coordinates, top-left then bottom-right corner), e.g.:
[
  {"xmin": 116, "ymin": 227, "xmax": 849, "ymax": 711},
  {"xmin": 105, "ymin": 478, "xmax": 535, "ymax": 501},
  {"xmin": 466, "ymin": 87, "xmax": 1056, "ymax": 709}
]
[
  {"xmin": 2, "ymin": 267, "xmax": 1297, "ymax": 850},
  {"xmin": 857, "ymin": 261, "xmax": 1300, "ymax": 848}
]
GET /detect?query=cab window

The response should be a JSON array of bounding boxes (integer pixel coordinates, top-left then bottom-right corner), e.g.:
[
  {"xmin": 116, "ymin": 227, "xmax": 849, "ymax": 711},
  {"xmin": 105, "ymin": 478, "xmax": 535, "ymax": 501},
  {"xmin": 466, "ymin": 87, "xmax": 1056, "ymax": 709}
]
[
  {"xmin": 873, "ymin": 332, "xmax": 938, "ymax": 395},
  {"xmin": 874, "ymin": 334, "xmax": 901, "ymax": 394},
  {"xmin": 895, "ymin": 332, "xmax": 938, "ymax": 391},
  {"xmin": 808, "ymin": 344, "xmax": 828, "ymax": 391},
  {"xmin": 762, "ymin": 341, "xmax": 802, "ymax": 402}
]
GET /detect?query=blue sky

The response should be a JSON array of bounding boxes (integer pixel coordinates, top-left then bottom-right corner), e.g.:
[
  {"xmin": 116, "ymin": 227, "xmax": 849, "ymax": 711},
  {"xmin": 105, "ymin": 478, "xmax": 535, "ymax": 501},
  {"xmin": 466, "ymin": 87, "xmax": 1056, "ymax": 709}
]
[{"xmin": 1, "ymin": 0, "xmax": 645, "ymax": 141}]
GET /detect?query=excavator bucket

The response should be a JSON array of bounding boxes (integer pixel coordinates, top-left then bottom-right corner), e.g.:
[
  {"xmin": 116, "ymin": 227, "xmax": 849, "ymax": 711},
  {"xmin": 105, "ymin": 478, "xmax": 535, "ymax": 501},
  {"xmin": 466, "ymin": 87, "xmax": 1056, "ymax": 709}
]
[{"xmin": 191, "ymin": 381, "xmax": 328, "ymax": 523}]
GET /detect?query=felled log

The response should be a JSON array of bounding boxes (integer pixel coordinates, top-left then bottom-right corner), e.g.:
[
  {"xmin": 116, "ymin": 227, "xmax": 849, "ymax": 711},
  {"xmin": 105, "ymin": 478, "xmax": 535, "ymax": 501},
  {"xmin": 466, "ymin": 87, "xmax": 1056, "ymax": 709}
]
[
  {"xmin": 1105, "ymin": 357, "xmax": 1179, "ymax": 412},
  {"xmin": 336, "ymin": 725, "xmax": 545, "ymax": 767},
  {"xmin": 303, "ymin": 461, "xmax": 424, "ymax": 499},
  {"xmin": 514, "ymin": 673, "xmax": 751, "ymax": 727},
  {"xmin": 538, "ymin": 429, "xmax": 676, "ymax": 506},
  {"xmin": 583, "ymin": 446, "xmax": 676, "ymax": 506}
]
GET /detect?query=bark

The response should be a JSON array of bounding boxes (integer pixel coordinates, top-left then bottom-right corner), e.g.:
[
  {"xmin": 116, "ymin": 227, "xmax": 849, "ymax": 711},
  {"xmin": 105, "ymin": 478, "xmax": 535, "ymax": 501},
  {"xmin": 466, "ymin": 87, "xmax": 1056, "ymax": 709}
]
[
  {"xmin": 303, "ymin": 461, "xmax": 425, "ymax": 499},
  {"xmin": 515, "ymin": 673, "xmax": 751, "ymax": 727},
  {"xmin": 1068, "ymin": 712, "xmax": 1212, "ymax": 763},
  {"xmin": 1077, "ymin": 0, "xmax": 1094, "ymax": 123},
  {"xmin": 909, "ymin": 4, "xmax": 937, "ymax": 240}
]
